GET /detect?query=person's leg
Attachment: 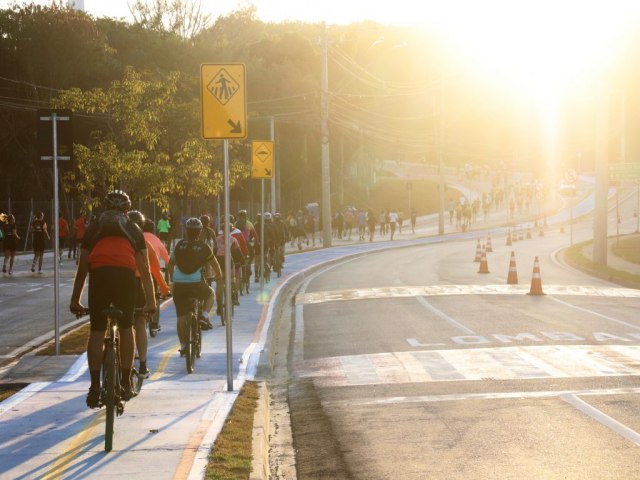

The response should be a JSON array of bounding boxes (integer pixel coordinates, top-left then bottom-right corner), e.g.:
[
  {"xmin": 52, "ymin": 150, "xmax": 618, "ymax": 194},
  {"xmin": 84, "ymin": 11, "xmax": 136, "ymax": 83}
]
[
  {"xmin": 134, "ymin": 314, "xmax": 147, "ymax": 370},
  {"xmin": 32, "ymin": 253, "xmax": 37, "ymax": 272},
  {"xmin": 38, "ymin": 251, "xmax": 44, "ymax": 271},
  {"xmin": 9, "ymin": 251, "xmax": 16, "ymax": 273}
]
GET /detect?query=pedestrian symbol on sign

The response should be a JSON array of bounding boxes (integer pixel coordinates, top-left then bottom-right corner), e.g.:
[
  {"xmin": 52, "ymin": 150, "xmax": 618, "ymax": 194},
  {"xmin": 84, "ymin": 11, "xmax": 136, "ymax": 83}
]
[{"xmin": 207, "ymin": 69, "xmax": 239, "ymax": 105}]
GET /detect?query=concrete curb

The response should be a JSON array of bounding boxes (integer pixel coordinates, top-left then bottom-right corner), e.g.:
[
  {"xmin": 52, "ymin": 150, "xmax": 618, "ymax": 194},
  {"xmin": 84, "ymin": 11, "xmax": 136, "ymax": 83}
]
[{"xmin": 250, "ymin": 381, "xmax": 270, "ymax": 480}]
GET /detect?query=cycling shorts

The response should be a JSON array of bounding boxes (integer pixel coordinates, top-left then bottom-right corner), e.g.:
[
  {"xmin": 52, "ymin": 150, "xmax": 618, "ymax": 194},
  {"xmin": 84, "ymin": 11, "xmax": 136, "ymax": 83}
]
[
  {"xmin": 88, "ymin": 266, "xmax": 136, "ymax": 331},
  {"xmin": 173, "ymin": 282, "xmax": 214, "ymax": 317}
]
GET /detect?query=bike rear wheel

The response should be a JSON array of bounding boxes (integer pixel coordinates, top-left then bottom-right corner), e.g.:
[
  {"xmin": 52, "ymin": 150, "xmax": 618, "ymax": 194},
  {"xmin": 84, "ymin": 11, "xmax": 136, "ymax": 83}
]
[
  {"xmin": 104, "ymin": 347, "xmax": 117, "ymax": 452},
  {"xmin": 190, "ymin": 314, "xmax": 199, "ymax": 366},
  {"xmin": 185, "ymin": 314, "xmax": 194, "ymax": 373}
]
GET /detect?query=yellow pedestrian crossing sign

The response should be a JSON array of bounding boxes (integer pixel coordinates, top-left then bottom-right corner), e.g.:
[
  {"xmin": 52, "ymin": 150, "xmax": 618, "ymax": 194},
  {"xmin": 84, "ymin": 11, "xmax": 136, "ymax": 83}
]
[
  {"xmin": 252, "ymin": 141, "xmax": 274, "ymax": 178},
  {"xmin": 201, "ymin": 64, "xmax": 247, "ymax": 139}
]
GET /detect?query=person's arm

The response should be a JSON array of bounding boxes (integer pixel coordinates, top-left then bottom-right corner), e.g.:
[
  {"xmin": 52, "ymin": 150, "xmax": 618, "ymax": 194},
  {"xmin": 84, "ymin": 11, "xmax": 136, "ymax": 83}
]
[
  {"xmin": 135, "ymin": 249, "xmax": 157, "ymax": 314},
  {"xmin": 70, "ymin": 248, "xmax": 90, "ymax": 313},
  {"xmin": 208, "ymin": 255, "xmax": 223, "ymax": 281},
  {"xmin": 147, "ymin": 245, "xmax": 170, "ymax": 296}
]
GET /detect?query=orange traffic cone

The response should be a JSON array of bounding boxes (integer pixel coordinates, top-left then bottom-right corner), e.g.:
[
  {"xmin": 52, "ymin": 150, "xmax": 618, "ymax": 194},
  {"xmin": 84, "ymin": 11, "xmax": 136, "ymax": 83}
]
[
  {"xmin": 506, "ymin": 251, "xmax": 518, "ymax": 284},
  {"xmin": 478, "ymin": 246, "xmax": 490, "ymax": 273},
  {"xmin": 528, "ymin": 256, "xmax": 544, "ymax": 295},
  {"xmin": 506, "ymin": 230, "xmax": 512, "ymax": 246},
  {"xmin": 486, "ymin": 233, "xmax": 493, "ymax": 252},
  {"xmin": 539, "ymin": 227, "xmax": 545, "ymax": 237},
  {"xmin": 518, "ymin": 229, "xmax": 524, "ymax": 241},
  {"xmin": 474, "ymin": 239, "xmax": 482, "ymax": 262},
  {"xmin": 526, "ymin": 228, "xmax": 532, "ymax": 239}
]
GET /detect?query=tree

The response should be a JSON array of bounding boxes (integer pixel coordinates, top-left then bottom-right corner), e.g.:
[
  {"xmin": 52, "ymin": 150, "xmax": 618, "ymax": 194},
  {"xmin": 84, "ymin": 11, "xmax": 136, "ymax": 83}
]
[{"xmin": 128, "ymin": 0, "xmax": 212, "ymax": 39}]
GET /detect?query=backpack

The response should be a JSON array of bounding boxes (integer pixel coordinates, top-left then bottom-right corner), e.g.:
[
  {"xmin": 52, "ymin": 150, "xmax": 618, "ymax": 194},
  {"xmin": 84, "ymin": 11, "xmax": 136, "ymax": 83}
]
[
  {"xmin": 93, "ymin": 210, "xmax": 137, "ymax": 249},
  {"xmin": 174, "ymin": 240, "xmax": 207, "ymax": 275}
]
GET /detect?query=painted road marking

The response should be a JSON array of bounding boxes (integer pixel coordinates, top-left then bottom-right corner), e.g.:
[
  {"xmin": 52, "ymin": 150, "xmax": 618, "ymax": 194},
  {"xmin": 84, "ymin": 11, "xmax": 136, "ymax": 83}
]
[
  {"xmin": 296, "ymin": 345, "xmax": 640, "ymax": 387},
  {"xmin": 296, "ymin": 284, "xmax": 640, "ymax": 305},
  {"xmin": 327, "ymin": 387, "xmax": 640, "ymax": 407}
]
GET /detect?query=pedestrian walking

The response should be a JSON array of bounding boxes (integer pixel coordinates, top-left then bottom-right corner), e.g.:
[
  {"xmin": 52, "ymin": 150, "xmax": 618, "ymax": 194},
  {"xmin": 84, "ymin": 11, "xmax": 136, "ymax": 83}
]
[
  {"xmin": 2, "ymin": 214, "xmax": 20, "ymax": 275},
  {"xmin": 31, "ymin": 211, "xmax": 50, "ymax": 273}
]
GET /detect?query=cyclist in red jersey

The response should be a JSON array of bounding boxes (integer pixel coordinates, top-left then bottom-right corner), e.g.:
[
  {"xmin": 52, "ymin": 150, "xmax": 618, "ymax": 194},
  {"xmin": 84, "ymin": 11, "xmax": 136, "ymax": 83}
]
[{"xmin": 70, "ymin": 190, "xmax": 156, "ymax": 408}]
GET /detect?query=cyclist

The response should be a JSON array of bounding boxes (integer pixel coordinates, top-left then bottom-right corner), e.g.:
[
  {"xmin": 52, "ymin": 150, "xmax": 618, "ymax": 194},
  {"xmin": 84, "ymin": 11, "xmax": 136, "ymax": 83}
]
[
  {"xmin": 253, "ymin": 212, "xmax": 275, "ymax": 282},
  {"xmin": 272, "ymin": 212, "xmax": 288, "ymax": 269},
  {"xmin": 235, "ymin": 210, "xmax": 259, "ymax": 288},
  {"xmin": 128, "ymin": 210, "xmax": 170, "ymax": 376},
  {"xmin": 229, "ymin": 216, "xmax": 249, "ymax": 301},
  {"xmin": 142, "ymin": 218, "xmax": 170, "ymax": 333},
  {"xmin": 157, "ymin": 212, "xmax": 171, "ymax": 252},
  {"xmin": 70, "ymin": 190, "xmax": 156, "ymax": 408},
  {"xmin": 214, "ymin": 223, "xmax": 241, "ymax": 317},
  {"xmin": 168, "ymin": 218, "xmax": 221, "ymax": 353}
]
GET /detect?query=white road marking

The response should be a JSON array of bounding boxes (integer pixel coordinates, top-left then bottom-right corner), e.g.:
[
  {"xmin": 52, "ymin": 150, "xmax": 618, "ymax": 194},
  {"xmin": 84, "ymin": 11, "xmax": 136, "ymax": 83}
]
[
  {"xmin": 296, "ymin": 284, "xmax": 640, "ymax": 305},
  {"xmin": 548, "ymin": 295, "xmax": 640, "ymax": 331},
  {"xmin": 561, "ymin": 394, "xmax": 640, "ymax": 447},
  {"xmin": 415, "ymin": 295, "xmax": 476, "ymax": 335},
  {"xmin": 326, "ymin": 387, "xmax": 640, "ymax": 407},
  {"xmin": 297, "ymin": 345, "xmax": 640, "ymax": 387},
  {"xmin": 27, "ymin": 288, "xmax": 42, "ymax": 292}
]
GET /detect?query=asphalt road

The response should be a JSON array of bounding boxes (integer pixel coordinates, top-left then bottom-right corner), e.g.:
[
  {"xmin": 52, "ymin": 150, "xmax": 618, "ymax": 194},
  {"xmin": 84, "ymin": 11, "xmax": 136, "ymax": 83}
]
[
  {"xmin": 0, "ymin": 257, "xmax": 86, "ymax": 363},
  {"xmin": 277, "ymin": 212, "xmax": 640, "ymax": 479}
]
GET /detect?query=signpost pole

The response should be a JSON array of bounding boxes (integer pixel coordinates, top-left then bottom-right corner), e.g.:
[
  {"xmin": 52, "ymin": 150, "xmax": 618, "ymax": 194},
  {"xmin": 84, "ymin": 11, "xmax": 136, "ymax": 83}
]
[
  {"xmin": 223, "ymin": 139, "xmax": 233, "ymax": 392},
  {"xmin": 260, "ymin": 179, "xmax": 265, "ymax": 294},
  {"xmin": 52, "ymin": 113, "xmax": 60, "ymax": 356}
]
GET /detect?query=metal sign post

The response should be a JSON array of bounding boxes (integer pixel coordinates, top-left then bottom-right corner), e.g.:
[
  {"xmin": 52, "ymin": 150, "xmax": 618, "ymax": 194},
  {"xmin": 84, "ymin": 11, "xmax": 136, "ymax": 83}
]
[
  {"xmin": 39, "ymin": 110, "xmax": 72, "ymax": 356},
  {"xmin": 251, "ymin": 140, "xmax": 274, "ymax": 297},
  {"xmin": 200, "ymin": 63, "xmax": 246, "ymax": 392}
]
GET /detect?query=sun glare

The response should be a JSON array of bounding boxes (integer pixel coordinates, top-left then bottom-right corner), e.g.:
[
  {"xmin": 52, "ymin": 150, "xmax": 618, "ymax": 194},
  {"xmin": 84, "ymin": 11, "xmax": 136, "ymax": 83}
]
[{"xmin": 423, "ymin": 0, "xmax": 637, "ymax": 95}]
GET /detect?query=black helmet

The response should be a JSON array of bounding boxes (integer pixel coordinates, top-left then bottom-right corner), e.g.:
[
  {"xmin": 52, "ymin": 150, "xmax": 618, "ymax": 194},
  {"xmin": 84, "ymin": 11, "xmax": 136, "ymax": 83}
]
[
  {"xmin": 128, "ymin": 210, "xmax": 145, "ymax": 228},
  {"xmin": 186, "ymin": 217, "xmax": 203, "ymax": 230},
  {"xmin": 105, "ymin": 190, "xmax": 131, "ymax": 211},
  {"xmin": 199, "ymin": 214, "xmax": 211, "ymax": 226}
]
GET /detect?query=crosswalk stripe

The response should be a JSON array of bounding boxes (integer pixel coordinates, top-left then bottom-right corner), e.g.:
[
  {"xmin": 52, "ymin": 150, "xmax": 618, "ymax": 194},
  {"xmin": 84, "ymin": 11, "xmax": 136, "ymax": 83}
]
[{"xmin": 296, "ymin": 345, "xmax": 640, "ymax": 387}]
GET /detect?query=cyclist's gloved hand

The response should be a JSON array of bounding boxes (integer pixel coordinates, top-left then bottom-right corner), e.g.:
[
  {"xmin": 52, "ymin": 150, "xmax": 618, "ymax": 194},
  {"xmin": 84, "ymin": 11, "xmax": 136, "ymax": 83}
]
[
  {"xmin": 143, "ymin": 302, "xmax": 157, "ymax": 315},
  {"xmin": 70, "ymin": 301, "xmax": 87, "ymax": 317}
]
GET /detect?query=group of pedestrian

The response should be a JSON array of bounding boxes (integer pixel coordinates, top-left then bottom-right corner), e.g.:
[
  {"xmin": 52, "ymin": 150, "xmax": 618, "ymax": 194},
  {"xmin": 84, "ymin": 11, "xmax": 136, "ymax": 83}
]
[
  {"xmin": 1, "ymin": 211, "xmax": 88, "ymax": 276},
  {"xmin": 332, "ymin": 207, "xmax": 418, "ymax": 242}
]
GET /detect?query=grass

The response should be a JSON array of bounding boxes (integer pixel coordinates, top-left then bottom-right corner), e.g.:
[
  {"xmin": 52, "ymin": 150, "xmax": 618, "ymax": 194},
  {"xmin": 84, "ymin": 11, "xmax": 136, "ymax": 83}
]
[
  {"xmin": 611, "ymin": 235, "xmax": 640, "ymax": 264},
  {"xmin": 36, "ymin": 322, "xmax": 90, "ymax": 356},
  {"xmin": 205, "ymin": 381, "xmax": 259, "ymax": 480},
  {"xmin": 0, "ymin": 383, "xmax": 28, "ymax": 402},
  {"xmin": 565, "ymin": 236, "xmax": 640, "ymax": 289}
]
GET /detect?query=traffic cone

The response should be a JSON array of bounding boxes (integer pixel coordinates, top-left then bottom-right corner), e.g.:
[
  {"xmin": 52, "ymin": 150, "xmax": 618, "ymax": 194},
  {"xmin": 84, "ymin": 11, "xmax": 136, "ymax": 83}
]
[
  {"xmin": 528, "ymin": 256, "xmax": 544, "ymax": 295},
  {"xmin": 560, "ymin": 224, "xmax": 565, "ymax": 233},
  {"xmin": 506, "ymin": 230, "xmax": 512, "ymax": 246},
  {"xmin": 486, "ymin": 233, "xmax": 493, "ymax": 252},
  {"xmin": 506, "ymin": 251, "xmax": 518, "ymax": 284},
  {"xmin": 474, "ymin": 239, "xmax": 482, "ymax": 262},
  {"xmin": 478, "ymin": 246, "xmax": 490, "ymax": 273},
  {"xmin": 518, "ymin": 228, "xmax": 524, "ymax": 241},
  {"xmin": 539, "ymin": 227, "xmax": 545, "ymax": 237},
  {"xmin": 526, "ymin": 228, "xmax": 532, "ymax": 239}
]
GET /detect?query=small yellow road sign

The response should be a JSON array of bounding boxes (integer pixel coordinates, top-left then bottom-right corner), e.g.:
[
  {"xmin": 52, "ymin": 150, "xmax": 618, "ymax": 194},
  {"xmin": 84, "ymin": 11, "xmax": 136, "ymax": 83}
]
[
  {"xmin": 252, "ymin": 141, "xmax": 274, "ymax": 178},
  {"xmin": 201, "ymin": 64, "xmax": 247, "ymax": 139}
]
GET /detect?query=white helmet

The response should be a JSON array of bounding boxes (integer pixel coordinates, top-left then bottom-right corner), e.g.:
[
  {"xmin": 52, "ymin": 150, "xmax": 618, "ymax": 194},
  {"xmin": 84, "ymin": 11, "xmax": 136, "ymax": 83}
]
[{"xmin": 263, "ymin": 212, "xmax": 272, "ymax": 221}]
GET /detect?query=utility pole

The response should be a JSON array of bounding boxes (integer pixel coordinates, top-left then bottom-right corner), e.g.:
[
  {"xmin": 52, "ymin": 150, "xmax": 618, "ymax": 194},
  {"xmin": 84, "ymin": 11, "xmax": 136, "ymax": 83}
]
[
  {"xmin": 593, "ymin": 86, "xmax": 609, "ymax": 265},
  {"xmin": 320, "ymin": 23, "xmax": 332, "ymax": 247},
  {"xmin": 270, "ymin": 116, "xmax": 276, "ymax": 212},
  {"xmin": 437, "ymin": 74, "xmax": 445, "ymax": 236}
]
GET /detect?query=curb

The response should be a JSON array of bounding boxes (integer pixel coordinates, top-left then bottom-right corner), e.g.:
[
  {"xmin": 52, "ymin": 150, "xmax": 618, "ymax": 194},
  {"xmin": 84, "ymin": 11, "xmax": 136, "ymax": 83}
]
[{"xmin": 250, "ymin": 381, "xmax": 270, "ymax": 480}]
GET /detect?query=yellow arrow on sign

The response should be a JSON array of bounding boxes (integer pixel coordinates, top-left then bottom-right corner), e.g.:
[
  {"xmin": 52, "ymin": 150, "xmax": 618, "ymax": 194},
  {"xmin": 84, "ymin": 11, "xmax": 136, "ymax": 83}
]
[
  {"xmin": 201, "ymin": 64, "xmax": 247, "ymax": 139},
  {"xmin": 252, "ymin": 141, "xmax": 274, "ymax": 178}
]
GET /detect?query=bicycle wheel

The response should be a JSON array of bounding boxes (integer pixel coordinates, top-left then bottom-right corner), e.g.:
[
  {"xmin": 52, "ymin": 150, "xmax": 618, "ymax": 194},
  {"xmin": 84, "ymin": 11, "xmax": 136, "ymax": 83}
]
[
  {"xmin": 188, "ymin": 314, "xmax": 197, "ymax": 372},
  {"xmin": 185, "ymin": 313, "xmax": 194, "ymax": 373},
  {"xmin": 104, "ymin": 347, "xmax": 117, "ymax": 452},
  {"xmin": 195, "ymin": 315, "xmax": 202, "ymax": 359}
]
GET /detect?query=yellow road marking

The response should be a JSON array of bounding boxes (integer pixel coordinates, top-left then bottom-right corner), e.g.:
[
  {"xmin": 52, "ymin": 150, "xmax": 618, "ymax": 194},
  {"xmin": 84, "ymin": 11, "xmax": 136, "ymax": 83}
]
[
  {"xmin": 150, "ymin": 344, "xmax": 180, "ymax": 381},
  {"xmin": 41, "ymin": 409, "xmax": 104, "ymax": 480}
]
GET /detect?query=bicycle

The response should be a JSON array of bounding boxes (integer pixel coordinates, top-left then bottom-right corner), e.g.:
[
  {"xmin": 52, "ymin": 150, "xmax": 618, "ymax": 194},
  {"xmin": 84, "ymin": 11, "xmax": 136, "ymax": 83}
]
[
  {"xmin": 184, "ymin": 297, "xmax": 203, "ymax": 374},
  {"xmin": 215, "ymin": 278, "xmax": 234, "ymax": 326},
  {"xmin": 102, "ymin": 307, "xmax": 126, "ymax": 452}
]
